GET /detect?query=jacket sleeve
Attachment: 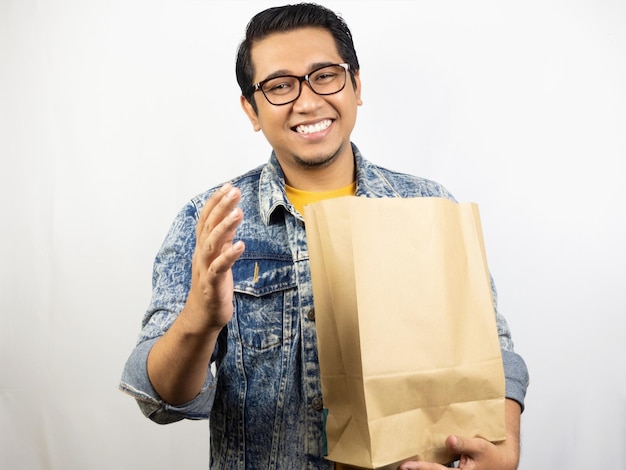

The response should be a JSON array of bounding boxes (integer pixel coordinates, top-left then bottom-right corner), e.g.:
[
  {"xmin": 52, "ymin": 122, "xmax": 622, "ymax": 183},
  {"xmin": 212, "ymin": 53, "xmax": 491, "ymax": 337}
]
[
  {"xmin": 119, "ymin": 199, "xmax": 217, "ymax": 423},
  {"xmin": 490, "ymin": 275, "xmax": 530, "ymax": 411}
]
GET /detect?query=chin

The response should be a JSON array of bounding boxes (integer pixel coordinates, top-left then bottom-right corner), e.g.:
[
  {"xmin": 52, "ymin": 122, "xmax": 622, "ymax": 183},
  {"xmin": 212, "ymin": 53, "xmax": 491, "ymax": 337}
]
[
  {"xmin": 293, "ymin": 154, "xmax": 335, "ymax": 169},
  {"xmin": 293, "ymin": 143, "xmax": 345, "ymax": 169}
]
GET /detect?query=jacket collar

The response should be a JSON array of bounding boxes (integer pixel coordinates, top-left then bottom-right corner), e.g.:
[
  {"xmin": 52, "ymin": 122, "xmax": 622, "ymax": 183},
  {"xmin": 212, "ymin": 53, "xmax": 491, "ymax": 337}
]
[{"xmin": 258, "ymin": 143, "xmax": 400, "ymax": 225}]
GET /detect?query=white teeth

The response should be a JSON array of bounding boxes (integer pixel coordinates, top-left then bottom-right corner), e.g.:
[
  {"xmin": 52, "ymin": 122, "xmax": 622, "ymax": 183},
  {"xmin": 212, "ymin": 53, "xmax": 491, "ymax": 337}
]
[{"xmin": 296, "ymin": 119, "xmax": 331, "ymax": 134}]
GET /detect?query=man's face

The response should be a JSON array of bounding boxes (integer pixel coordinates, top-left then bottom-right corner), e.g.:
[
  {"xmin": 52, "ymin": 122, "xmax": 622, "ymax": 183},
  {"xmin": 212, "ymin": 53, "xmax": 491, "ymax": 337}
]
[{"xmin": 241, "ymin": 27, "xmax": 362, "ymax": 185}]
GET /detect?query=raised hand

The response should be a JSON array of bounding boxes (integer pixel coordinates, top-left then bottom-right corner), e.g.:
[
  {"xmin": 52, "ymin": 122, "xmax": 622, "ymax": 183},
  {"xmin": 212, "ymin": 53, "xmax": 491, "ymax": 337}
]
[
  {"xmin": 186, "ymin": 182, "xmax": 245, "ymax": 331},
  {"xmin": 146, "ymin": 183, "xmax": 245, "ymax": 405}
]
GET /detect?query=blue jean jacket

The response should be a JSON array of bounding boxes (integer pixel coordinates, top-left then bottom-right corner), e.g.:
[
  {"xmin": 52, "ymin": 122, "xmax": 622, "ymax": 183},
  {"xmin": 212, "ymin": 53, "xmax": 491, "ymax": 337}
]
[{"xmin": 120, "ymin": 143, "xmax": 529, "ymax": 469}]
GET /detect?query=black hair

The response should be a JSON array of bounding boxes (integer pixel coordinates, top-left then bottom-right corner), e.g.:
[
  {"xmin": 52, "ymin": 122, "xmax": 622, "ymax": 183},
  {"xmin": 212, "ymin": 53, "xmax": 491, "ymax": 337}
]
[{"xmin": 235, "ymin": 3, "xmax": 360, "ymax": 112}]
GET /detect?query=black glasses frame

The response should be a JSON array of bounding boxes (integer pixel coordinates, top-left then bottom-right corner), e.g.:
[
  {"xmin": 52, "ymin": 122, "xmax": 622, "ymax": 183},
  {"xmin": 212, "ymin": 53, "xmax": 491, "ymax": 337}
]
[{"xmin": 252, "ymin": 63, "xmax": 350, "ymax": 106}]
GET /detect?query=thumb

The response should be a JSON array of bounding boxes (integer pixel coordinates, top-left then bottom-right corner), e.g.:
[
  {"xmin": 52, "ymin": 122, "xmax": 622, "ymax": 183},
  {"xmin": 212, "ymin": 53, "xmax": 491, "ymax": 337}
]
[{"xmin": 446, "ymin": 434, "xmax": 464, "ymax": 453}]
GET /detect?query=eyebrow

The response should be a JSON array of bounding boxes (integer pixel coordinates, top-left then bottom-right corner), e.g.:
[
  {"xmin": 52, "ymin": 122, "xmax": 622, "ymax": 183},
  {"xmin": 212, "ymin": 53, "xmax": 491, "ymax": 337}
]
[{"xmin": 258, "ymin": 61, "xmax": 338, "ymax": 83}]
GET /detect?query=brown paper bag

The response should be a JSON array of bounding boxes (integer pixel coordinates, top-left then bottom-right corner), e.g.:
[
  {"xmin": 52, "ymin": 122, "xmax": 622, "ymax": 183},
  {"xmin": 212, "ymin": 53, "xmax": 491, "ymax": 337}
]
[{"xmin": 304, "ymin": 196, "xmax": 505, "ymax": 469}]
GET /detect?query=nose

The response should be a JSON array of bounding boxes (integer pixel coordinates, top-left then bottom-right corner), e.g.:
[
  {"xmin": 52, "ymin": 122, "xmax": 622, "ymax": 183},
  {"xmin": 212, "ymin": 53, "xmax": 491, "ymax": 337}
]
[{"xmin": 292, "ymin": 80, "xmax": 324, "ymax": 112}]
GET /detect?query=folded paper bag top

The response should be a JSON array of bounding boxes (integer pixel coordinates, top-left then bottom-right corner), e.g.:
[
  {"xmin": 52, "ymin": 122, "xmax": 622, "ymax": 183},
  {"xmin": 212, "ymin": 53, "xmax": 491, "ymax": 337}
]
[{"xmin": 304, "ymin": 196, "xmax": 506, "ymax": 469}]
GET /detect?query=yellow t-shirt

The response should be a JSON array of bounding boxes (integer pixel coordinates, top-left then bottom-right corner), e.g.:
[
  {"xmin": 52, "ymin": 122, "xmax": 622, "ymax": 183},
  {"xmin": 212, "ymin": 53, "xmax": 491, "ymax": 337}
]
[{"xmin": 285, "ymin": 181, "xmax": 357, "ymax": 215}]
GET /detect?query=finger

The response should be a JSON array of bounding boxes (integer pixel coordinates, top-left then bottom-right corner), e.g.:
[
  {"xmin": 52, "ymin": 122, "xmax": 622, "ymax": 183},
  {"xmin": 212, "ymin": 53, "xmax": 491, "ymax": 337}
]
[
  {"xmin": 446, "ymin": 435, "xmax": 462, "ymax": 453},
  {"xmin": 202, "ymin": 207, "xmax": 243, "ymax": 250},
  {"xmin": 196, "ymin": 183, "xmax": 238, "ymax": 240},
  {"xmin": 196, "ymin": 186, "xmax": 243, "ymax": 265},
  {"xmin": 208, "ymin": 185, "xmax": 241, "ymax": 228},
  {"xmin": 209, "ymin": 240, "xmax": 246, "ymax": 278},
  {"xmin": 205, "ymin": 187, "xmax": 242, "ymax": 243},
  {"xmin": 445, "ymin": 434, "xmax": 487, "ymax": 458},
  {"xmin": 202, "ymin": 205, "xmax": 243, "ymax": 257}
]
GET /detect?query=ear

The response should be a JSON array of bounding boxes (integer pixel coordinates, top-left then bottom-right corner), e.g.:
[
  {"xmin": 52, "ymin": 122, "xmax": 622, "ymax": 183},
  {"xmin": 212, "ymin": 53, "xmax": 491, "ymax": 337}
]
[
  {"xmin": 352, "ymin": 70, "xmax": 363, "ymax": 106},
  {"xmin": 240, "ymin": 95, "xmax": 262, "ymax": 132}
]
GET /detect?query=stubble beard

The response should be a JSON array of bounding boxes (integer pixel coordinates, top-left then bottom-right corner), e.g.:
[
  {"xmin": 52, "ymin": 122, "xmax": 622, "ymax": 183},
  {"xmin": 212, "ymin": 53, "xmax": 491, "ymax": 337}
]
[{"xmin": 291, "ymin": 142, "xmax": 344, "ymax": 170}]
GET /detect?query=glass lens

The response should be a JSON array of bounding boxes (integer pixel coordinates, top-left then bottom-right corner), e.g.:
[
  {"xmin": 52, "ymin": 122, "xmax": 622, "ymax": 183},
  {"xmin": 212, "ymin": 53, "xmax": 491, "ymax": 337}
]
[
  {"xmin": 308, "ymin": 65, "xmax": 346, "ymax": 94},
  {"xmin": 261, "ymin": 77, "xmax": 299, "ymax": 104}
]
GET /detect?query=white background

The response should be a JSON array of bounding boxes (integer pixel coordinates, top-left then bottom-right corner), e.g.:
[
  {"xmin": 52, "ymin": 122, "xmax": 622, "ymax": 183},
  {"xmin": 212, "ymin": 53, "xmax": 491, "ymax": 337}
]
[{"xmin": 2, "ymin": 0, "xmax": 625, "ymax": 468}]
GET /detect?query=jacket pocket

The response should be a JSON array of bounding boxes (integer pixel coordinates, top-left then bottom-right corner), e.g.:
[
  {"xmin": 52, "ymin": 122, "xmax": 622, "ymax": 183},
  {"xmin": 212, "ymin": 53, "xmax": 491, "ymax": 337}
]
[{"xmin": 232, "ymin": 255, "xmax": 296, "ymax": 351}]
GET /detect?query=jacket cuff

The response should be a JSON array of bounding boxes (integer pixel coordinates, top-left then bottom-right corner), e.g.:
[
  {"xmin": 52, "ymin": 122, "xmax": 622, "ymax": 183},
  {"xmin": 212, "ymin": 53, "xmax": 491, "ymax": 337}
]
[
  {"xmin": 502, "ymin": 349, "xmax": 530, "ymax": 412},
  {"xmin": 119, "ymin": 338, "xmax": 216, "ymax": 424}
]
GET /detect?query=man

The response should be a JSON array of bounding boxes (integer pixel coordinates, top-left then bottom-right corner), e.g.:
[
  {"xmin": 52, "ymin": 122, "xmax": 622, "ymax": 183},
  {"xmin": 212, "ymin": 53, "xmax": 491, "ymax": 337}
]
[{"xmin": 120, "ymin": 3, "xmax": 529, "ymax": 469}]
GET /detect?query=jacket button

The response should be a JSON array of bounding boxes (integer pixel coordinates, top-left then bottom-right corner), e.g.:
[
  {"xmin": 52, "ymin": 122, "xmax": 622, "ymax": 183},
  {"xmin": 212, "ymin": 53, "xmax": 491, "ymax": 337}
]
[
  {"xmin": 307, "ymin": 309, "xmax": 316, "ymax": 321},
  {"xmin": 311, "ymin": 397, "xmax": 323, "ymax": 411}
]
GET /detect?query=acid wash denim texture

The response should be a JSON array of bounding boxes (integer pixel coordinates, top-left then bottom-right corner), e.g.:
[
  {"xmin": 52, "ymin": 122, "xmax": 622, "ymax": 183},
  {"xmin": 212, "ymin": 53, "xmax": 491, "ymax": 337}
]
[{"xmin": 120, "ymin": 143, "xmax": 529, "ymax": 469}]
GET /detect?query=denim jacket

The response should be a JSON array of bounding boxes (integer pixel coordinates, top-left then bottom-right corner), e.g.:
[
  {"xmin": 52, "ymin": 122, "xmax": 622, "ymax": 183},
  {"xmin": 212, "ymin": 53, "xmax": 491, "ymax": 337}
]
[{"xmin": 120, "ymin": 143, "xmax": 529, "ymax": 469}]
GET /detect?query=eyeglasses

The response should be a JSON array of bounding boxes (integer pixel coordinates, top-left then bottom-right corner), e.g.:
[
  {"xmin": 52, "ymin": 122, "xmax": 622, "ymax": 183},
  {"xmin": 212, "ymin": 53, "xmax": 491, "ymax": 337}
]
[{"xmin": 253, "ymin": 63, "xmax": 350, "ymax": 106}]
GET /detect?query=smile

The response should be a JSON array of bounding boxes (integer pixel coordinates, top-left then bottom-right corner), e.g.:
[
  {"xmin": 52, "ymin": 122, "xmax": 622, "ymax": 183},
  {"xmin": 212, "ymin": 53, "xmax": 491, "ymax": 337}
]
[{"xmin": 294, "ymin": 119, "xmax": 332, "ymax": 134}]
